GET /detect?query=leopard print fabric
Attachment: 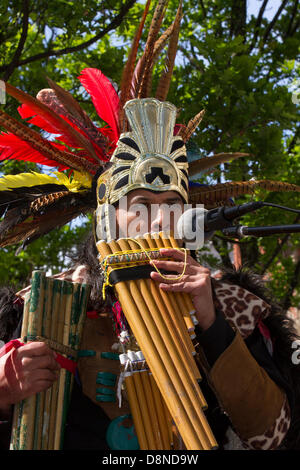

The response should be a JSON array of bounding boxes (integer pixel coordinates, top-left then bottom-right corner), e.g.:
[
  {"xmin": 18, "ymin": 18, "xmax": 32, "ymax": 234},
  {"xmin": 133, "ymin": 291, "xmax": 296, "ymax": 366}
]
[
  {"xmin": 223, "ymin": 395, "xmax": 291, "ymax": 450},
  {"xmin": 212, "ymin": 280, "xmax": 291, "ymax": 450},
  {"xmin": 212, "ymin": 281, "xmax": 271, "ymax": 339},
  {"xmin": 243, "ymin": 397, "xmax": 291, "ymax": 450}
]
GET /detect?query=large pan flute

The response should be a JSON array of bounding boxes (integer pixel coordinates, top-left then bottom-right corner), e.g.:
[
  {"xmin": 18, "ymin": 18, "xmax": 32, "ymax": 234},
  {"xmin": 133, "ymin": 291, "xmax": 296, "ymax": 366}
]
[
  {"xmin": 97, "ymin": 232, "xmax": 218, "ymax": 451},
  {"xmin": 10, "ymin": 271, "xmax": 90, "ymax": 450}
]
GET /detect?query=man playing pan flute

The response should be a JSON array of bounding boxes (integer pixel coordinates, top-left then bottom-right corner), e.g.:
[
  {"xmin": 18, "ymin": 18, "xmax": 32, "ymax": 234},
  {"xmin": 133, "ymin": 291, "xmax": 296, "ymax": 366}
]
[{"xmin": 0, "ymin": 0, "xmax": 300, "ymax": 451}]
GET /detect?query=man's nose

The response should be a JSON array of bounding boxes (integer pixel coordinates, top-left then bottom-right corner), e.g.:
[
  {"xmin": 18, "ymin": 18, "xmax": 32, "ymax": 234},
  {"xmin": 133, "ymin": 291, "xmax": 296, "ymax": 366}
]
[{"xmin": 150, "ymin": 207, "xmax": 165, "ymax": 233}]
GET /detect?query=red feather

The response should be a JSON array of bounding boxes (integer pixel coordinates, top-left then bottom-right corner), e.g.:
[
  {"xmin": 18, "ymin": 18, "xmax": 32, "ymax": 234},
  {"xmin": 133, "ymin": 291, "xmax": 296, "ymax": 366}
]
[
  {"xmin": 0, "ymin": 133, "xmax": 68, "ymax": 169},
  {"xmin": 5, "ymin": 82, "xmax": 102, "ymax": 165},
  {"xmin": 18, "ymin": 103, "xmax": 90, "ymax": 147},
  {"xmin": 18, "ymin": 103, "xmax": 108, "ymax": 162},
  {"xmin": 78, "ymin": 68, "xmax": 120, "ymax": 143},
  {"xmin": 18, "ymin": 104, "xmax": 58, "ymax": 134},
  {"xmin": 174, "ymin": 124, "xmax": 184, "ymax": 135},
  {"xmin": 99, "ymin": 126, "xmax": 117, "ymax": 153}
]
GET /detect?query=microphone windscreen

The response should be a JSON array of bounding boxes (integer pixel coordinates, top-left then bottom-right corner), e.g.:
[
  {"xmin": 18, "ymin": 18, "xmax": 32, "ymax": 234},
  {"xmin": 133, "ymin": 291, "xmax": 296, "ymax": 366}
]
[{"xmin": 176, "ymin": 208, "xmax": 208, "ymax": 249}]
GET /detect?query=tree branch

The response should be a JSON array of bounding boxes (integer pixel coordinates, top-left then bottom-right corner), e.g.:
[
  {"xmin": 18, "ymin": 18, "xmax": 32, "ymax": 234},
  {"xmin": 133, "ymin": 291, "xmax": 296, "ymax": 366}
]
[
  {"xmin": 199, "ymin": 0, "xmax": 207, "ymax": 19},
  {"xmin": 178, "ymin": 44, "xmax": 206, "ymax": 73},
  {"xmin": 260, "ymin": 215, "xmax": 300, "ymax": 275},
  {"xmin": 3, "ymin": 0, "xmax": 30, "ymax": 81},
  {"xmin": 248, "ymin": 0, "xmax": 269, "ymax": 52},
  {"xmin": 262, "ymin": 0, "xmax": 289, "ymax": 45},
  {"xmin": 290, "ymin": 17, "xmax": 300, "ymax": 36},
  {"xmin": 284, "ymin": 0, "xmax": 299, "ymax": 37},
  {"xmin": 286, "ymin": 127, "xmax": 300, "ymax": 155},
  {"xmin": 0, "ymin": 0, "xmax": 136, "ymax": 75},
  {"xmin": 229, "ymin": 0, "xmax": 247, "ymax": 39}
]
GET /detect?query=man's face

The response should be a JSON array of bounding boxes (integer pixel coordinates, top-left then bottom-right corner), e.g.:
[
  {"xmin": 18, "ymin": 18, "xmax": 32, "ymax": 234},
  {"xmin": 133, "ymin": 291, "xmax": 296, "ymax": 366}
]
[{"xmin": 115, "ymin": 189, "xmax": 184, "ymax": 238}]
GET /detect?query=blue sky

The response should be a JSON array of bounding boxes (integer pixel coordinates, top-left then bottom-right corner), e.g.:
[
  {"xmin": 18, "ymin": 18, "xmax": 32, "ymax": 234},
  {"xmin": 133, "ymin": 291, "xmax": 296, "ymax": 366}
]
[{"xmin": 247, "ymin": 0, "xmax": 284, "ymax": 20}]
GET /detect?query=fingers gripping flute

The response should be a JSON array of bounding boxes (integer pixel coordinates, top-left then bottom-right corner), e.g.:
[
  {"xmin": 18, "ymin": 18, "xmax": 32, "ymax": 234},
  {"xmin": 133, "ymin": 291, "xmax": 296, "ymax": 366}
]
[
  {"xmin": 9, "ymin": 271, "xmax": 90, "ymax": 450},
  {"xmin": 97, "ymin": 232, "xmax": 218, "ymax": 451}
]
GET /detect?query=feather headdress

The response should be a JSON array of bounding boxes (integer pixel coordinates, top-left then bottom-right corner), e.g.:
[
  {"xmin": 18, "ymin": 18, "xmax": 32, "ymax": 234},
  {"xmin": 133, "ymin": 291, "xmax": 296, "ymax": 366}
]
[{"xmin": 0, "ymin": 0, "xmax": 299, "ymax": 250}]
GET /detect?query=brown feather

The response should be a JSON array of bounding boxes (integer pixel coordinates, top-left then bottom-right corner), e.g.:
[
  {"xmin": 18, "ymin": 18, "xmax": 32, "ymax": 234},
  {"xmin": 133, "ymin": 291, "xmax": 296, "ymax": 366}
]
[
  {"xmin": 30, "ymin": 191, "xmax": 70, "ymax": 212},
  {"xmin": 0, "ymin": 110, "xmax": 97, "ymax": 174},
  {"xmin": 0, "ymin": 194, "xmax": 92, "ymax": 248},
  {"xmin": 148, "ymin": 0, "xmax": 168, "ymax": 44},
  {"xmin": 189, "ymin": 152, "xmax": 250, "ymax": 176},
  {"xmin": 5, "ymin": 82, "xmax": 102, "ymax": 164},
  {"xmin": 119, "ymin": 0, "xmax": 152, "ymax": 130},
  {"xmin": 152, "ymin": 21, "xmax": 175, "ymax": 61},
  {"xmin": 136, "ymin": 0, "xmax": 169, "ymax": 98},
  {"xmin": 178, "ymin": 109, "xmax": 205, "ymax": 142},
  {"xmin": 38, "ymin": 87, "xmax": 109, "ymax": 154},
  {"xmin": 131, "ymin": 16, "xmax": 174, "ymax": 100},
  {"xmin": 189, "ymin": 180, "xmax": 300, "ymax": 206},
  {"xmin": 143, "ymin": 18, "xmax": 180, "ymax": 98},
  {"xmin": 155, "ymin": 1, "xmax": 182, "ymax": 101},
  {"xmin": 46, "ymin": 77, "xmax": 94, "ymax": 127}
]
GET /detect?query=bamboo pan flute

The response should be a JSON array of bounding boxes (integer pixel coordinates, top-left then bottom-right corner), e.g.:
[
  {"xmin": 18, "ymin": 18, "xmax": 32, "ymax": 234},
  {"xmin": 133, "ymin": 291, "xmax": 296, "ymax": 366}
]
[
  {"xmin": 97, "ymin": 232, "xmax": 218, "ymax": 451},
  {"xmin": 10, "ymin": 271, "xmax": 90, "ymax": 450},
  {"xmin": 120, "ymin": 350, "xmax": 183, "ymax": 450}
]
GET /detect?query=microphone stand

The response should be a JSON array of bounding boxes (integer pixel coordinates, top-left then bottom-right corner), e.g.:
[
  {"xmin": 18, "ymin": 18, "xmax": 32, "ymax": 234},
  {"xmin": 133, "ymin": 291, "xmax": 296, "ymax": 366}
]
[{"xmin": 222, "ymin": 224, "xmax": 300, "ymax": 239}]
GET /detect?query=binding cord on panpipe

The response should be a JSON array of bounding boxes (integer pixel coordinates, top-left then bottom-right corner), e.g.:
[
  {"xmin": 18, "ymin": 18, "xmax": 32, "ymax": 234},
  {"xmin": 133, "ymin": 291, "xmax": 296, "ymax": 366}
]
[
  {"xmin": 97, "ymin": 232, "xmax": 218, "ymax": 451},
  {"xmin": 119, "ymin": 350, "xmax": 180, "ymax": 450},
  {"xmin": 9, "ymin": 271, "xmax": 90, "ymax": 450}
]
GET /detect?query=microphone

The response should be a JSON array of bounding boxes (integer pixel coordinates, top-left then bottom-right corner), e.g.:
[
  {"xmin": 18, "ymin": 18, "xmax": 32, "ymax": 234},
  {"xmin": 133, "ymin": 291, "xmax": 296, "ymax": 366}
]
[
  {"xmin": 177, "ymin": 201, "xmax": 264, "ymax": 248},
  {"xmin": 223, "ymin": 224, "xmax": 300, "ymax": 238}
]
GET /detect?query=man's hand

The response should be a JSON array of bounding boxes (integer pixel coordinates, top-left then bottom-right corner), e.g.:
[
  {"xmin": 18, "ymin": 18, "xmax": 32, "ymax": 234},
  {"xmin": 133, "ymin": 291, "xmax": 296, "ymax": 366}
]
[
  {"xmin": 150, "ymin": 248, "xmax": 216, "ymax": 331},
  {"xmin": 0, "ymin": 341, "xmax": 60, "ymax": 414}
]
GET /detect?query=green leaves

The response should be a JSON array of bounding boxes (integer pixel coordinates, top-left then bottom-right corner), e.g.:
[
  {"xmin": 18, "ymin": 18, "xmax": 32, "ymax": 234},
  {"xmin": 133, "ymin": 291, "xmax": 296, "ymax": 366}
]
[
  {"xmin": 0, "ymin": 216, "xmax": 92, "ymax": 288},
  {"xmin": 0, "ymin": 0, "xmax": 299, "ymax": 308}
]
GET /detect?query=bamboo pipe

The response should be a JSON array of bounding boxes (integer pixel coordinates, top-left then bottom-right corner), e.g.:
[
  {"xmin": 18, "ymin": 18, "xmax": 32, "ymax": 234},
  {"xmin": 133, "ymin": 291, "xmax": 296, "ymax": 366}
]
[
  {"xmin": 54, "ymin": 280, "xmax": 73, "ymax": 450},
  {"xmin": 148, "ymin": 371, "xmax": 171, "ymax": 449},
  {"xmin": 100, "ymin": 239, "xmax": 214, "ymax": 449},
  {"xmin": 166, "ymin": 234, "xmax": 198, "ymax": 324},
  {"xmin": 47, "ymin": 279, "xmax": 63, "ymax": 449},
  {"xmin": 117, "ymin": 237, "xmax": 203, "ymax": 404},
  {"xmin": 9, "ymin": 292, "xmax": 31, "ymax": 450},
  {"xmin": 126, "ymin": 373, "xmax": 149, "ymax": 449},
  {"xmin": 142, "ymin": 233, "xmax": 197, "ymax": 357},
  {"xmin": 32, "ymin": 272, "xmax": 47, "ymax": 450},
  {"xmin": 10, "ymin": 275, "xmax": 88, "ymax": 450},
  {"xmin": 41, "ymin": 277, "xmax": 54, "ymax": 449},
  {"xmin": 53, "ymin": 280, "xmax": 67, "ymax": 450},
  {"xmin": 127, "ymin": 350, "xmax": 157, "ymax": 449},
  {"xmin": 97, "ymin": 240, "xmax": 205, "ymax": 450},
  {"xmin": 161, "ymin": 391, "xmax": 176, "ymax": 449},
  {"xmin": 140, "ymin": 368, "xmax": 165, "ymax": 449},
  {"xmin": 148, "ymin": 370, "xmax": 172, "ymax": 450},
  {"xmin": 119, "ymin": 236, "xmax": 216, "ymax": 448},
  {"xmin": 158, "ymin": 233, "xmax": 199, "ymax": 359},
  {"xmin": 34, "ymin": 276, "xmax": 53, "ymax": 449},
  {"xmin": 112, "ymin": 238, "xmax": 214, "ymax": 447},
  {"xmin": 119, "ymin": 353, "xmax": 149, "ymax": 449},
  {"xmin": 157, "ymin": 232, "xmax": 195, "ymax": 332},
  {"xmin": 20, "ymin": 271, "xmax": 46, "ymax": 450},
  {"xmin": 132, "ymin": 236, "xmax": 201, "ymax": 383},
  {"xmin": 132, "ymin": 370, "xmax": 156, "ymax": 449}
]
